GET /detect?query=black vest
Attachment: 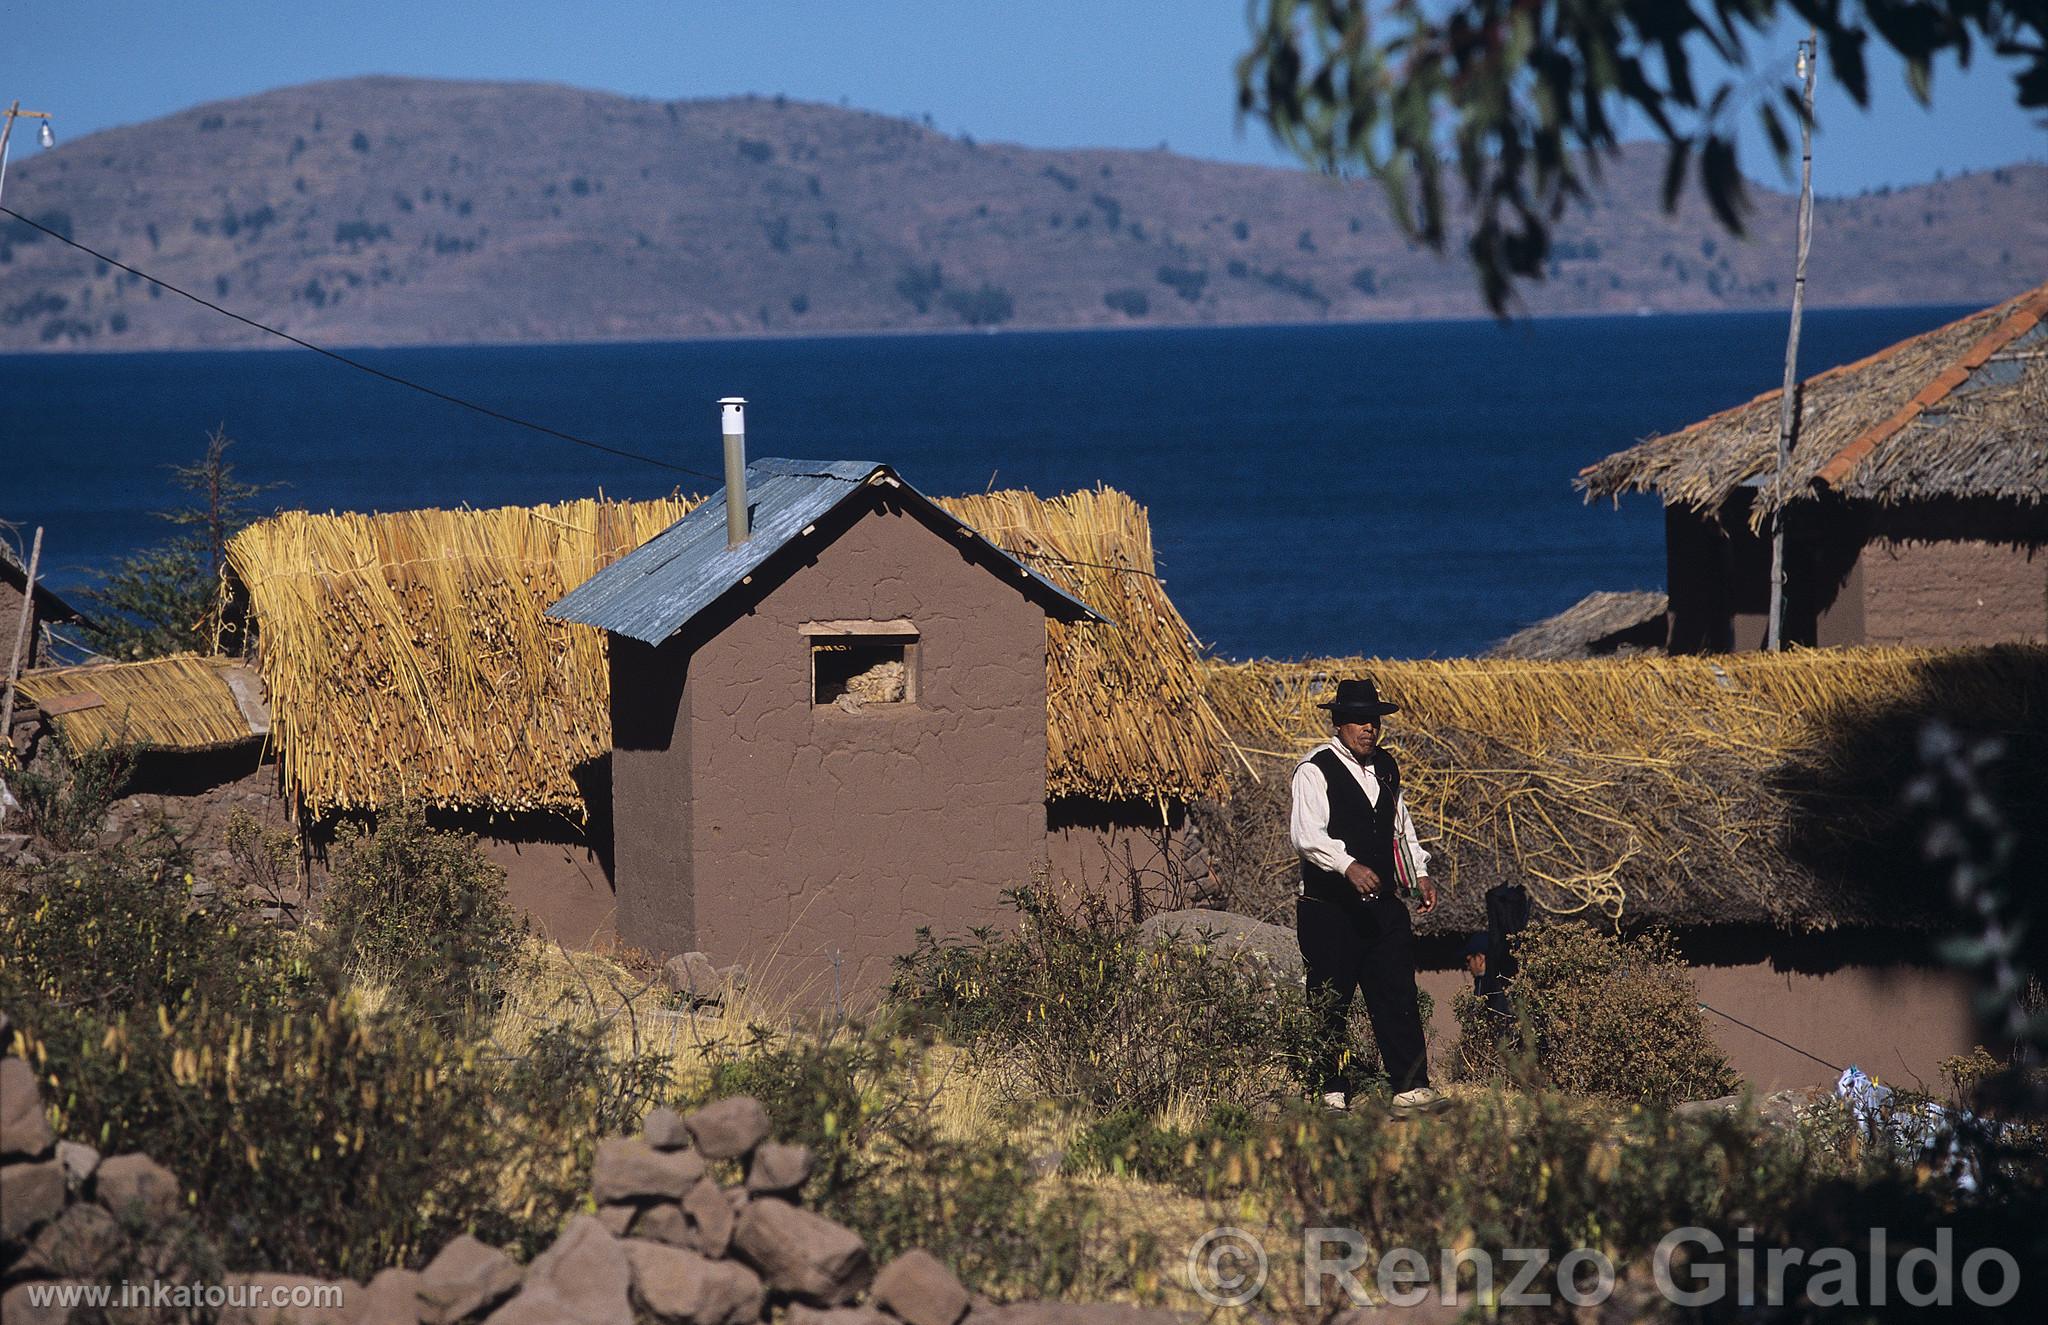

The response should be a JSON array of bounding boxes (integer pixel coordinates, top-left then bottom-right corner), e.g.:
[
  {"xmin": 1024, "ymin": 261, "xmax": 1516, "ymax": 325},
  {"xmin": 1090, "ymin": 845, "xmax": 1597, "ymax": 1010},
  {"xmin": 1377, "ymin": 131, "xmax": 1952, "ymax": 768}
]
[{"xmin": 1299, "ymin": 745, "xmax": 1402, "ymax": 905}]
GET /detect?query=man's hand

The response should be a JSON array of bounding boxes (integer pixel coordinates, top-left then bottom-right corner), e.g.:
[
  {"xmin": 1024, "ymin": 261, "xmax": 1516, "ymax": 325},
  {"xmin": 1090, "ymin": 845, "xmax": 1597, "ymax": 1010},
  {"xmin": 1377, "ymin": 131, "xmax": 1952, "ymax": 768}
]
[
  {"xmin": 1344, "ymin": 861, "xmax": 1381, "ymax": 897},
  {"xmin": 1416, "ymin": 876, "xmax": 1438, "ymax": 915}
]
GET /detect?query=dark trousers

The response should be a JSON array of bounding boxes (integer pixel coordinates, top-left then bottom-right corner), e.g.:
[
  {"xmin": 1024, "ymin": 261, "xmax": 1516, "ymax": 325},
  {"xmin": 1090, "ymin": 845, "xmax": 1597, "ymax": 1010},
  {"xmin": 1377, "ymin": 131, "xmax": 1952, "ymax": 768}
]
[{"xmin": 1296, "ymin": 893, "xmax": 1429, "ymax": 1095}]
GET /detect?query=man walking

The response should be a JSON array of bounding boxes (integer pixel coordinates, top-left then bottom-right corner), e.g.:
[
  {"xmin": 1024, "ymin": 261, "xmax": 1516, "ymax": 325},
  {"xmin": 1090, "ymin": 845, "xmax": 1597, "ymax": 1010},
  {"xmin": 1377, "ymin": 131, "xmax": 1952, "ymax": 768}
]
[{"xmin": 1291, "ymin": 677, "xmax": 1447, "ymax": 1115}]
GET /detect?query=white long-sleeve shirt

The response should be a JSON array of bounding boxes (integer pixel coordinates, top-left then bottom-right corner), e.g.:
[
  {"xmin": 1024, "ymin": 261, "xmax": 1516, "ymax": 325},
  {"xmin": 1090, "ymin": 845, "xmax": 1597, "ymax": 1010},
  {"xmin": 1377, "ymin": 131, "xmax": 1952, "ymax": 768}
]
[{"xmin": 1290, "ymin": 738, "xmax": 1431, "ymax": 883}]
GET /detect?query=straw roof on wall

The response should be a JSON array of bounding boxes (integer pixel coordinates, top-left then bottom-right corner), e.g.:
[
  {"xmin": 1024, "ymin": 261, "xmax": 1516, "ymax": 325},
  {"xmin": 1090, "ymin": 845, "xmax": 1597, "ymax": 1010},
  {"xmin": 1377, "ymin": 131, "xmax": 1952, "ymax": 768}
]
[
  {"xmin": 1578, "ymin": 282, "xmax": 2048, "ymax": 525},
  {"xmin": 15, "ymin": 654, "xmax": 265, "ymax": 751},
  {"xmin": 227, "ymin": 487, "xmax": 1227, "ymax": 817},
  {"xmin": 1200, "ymin": 647, "xmax": 2048, "ymax": 933},
  {"xmin": 1487, "ymin": 590, "xmax": 1668, "ymax": 660}
]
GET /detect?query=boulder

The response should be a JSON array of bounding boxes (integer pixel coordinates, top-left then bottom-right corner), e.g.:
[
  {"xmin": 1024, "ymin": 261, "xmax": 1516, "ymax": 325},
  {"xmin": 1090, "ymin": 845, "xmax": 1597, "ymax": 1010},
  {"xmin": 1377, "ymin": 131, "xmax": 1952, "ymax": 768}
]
[
  {"xmin": 94, "ymin": 1153, "xmax": 181, "ymax": 1223},
  {"xmin": 685, "ymin": 1098, "xmax": 770, "ymax": 1161},
  {"xmin": 787, "ymin": 1309, "xmax": 893, "ymax": 1325},
  {"xmin": 872, "ymin": 1251, "xmax": 970, "ymax": 1325},
  {"xmin": 18, "ymin": 1203, "xmax": 128, "ymax": 1279},
  {"xmin": 355, "ymin": 1268, "xmax": 426, "ymax": 1325},
  {"xmin": 743, "ymin": 1143, "xmax": 813, "ymax": 1198},
  {"xmin": 1, "ymin": 1279, "xmax": 87, "ymax": 1324},
  {"xmin": 218, "ymin": 1272, "xmax": 355, "ymax": 1324},
  {"xmin": 973, "ymin": 1308, "xmax": 1190, "ymax": 1325},
  {"xmin": 632, "ymin": 1203, "xmax": 693, "ymax": 1248},
  {"xmin": 662, "ymin": 953, "xmax": 727, "ymax": 1005},
  {"xmin": 1137, "ymin": 910, "xmax": 1301, "ymax": 983},
  {"xmin": 625, "ymin": 1240, "xmax": 765, "ymax": 1325},
  {"xmin": 684, "ymin": 1180, "xmax": 735, "ymax": 1257},
  {"xmin": 731, "ymin": 1197, "xmax": 870, "ymax": 1306},
  {"xmin": 53, "ymin": 1141, "xmax": 98, "ymax": 1191},
  {"xmin": 1, "ymin": 1159, "xmax": 67, "ymax": 1244},
  {"xmin": 1, "ymin": 1056, "xmax": 54, "ymax": 1160},
  {"xmin": 591, "ymin": 1138, "xmax": 707, "ymax": 1204},
  {"xmin": 416, "ymin": 1234, "xmax": 522, "ymax": 1324},
  {"xmin": 595, "ymin": 1204, "xmax": 638, "ymax": 1238},
  {"xmin": 512, "ymin": 1215, "xmax": 630, "ymax": 1325},
  {"xmin": 642, "ymin": 1107, "xmax": 694, "ymax": 1152}
]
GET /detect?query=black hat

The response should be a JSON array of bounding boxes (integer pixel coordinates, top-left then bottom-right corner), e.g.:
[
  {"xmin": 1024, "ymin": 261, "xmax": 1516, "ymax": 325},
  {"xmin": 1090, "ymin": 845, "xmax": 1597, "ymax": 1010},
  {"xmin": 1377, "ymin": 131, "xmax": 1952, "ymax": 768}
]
[
  {"xmin": 1460, "ymin": 932, "xmax": 1490, "ymax": 959},
  {"xmin": 1318, "ymin": 677, "xmax": 1400, "ymax": 721}
]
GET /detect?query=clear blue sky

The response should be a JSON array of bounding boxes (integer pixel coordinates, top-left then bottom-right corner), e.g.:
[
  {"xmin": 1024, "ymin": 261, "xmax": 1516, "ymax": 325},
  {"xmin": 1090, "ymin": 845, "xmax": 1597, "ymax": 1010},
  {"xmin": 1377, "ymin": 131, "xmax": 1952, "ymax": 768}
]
[{"xmin": 7, "ymin": 1, "xmax": 2043, "ymax": 196}]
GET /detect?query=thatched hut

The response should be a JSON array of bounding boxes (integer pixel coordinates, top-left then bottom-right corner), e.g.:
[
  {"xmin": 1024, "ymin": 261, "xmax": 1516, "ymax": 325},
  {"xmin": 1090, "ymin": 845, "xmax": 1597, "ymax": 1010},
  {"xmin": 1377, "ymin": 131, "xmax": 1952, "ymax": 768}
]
[
  {"xmin": 1579, "ymin": 283, "xmax": 2048, "ymax": 651},
  {"xmin": 1488, "ymin": 590, "xmax": 1669, "ymax": 660},
  {"xmin": 220, "ymin": 481, "xmax": 1229, "ymax": 966},
  {"xmin": 1199, "ymin": 648, "xmax": 2048, "ymax": 1088}
]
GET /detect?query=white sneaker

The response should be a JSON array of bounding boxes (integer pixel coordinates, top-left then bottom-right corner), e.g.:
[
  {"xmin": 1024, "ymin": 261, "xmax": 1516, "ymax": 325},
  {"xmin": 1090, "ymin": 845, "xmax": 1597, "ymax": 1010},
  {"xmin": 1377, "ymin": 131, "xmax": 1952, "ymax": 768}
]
[
  {"xmin": 1390, "ymin": 1086, "xmax": 1451, "ymax": 1115},
  {"xmin": 1321, "ymin": 1091, "xmax": 1349, "ymax": 1112}
]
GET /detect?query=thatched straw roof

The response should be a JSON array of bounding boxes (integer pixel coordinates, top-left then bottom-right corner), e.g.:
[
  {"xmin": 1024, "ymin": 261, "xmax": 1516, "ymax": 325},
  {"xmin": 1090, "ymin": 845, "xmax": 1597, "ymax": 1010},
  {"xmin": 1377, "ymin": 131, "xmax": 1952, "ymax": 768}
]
[
  {"xmin": 1579, "ymin": 283, "xmax": 2048, "ymax": 525},
  {"xmin": 15, "ymin": 654, "xmax": 267, "ymax": 751},
  {"xmin": 1, "ymin": 539, "xmax": 90, "ymax": 625},
  {"xmin": 1488, "ymin": 590, "xmax": 1668, "ymax": 660},
  {"xmin": 1199, "ymin": 647, "xmax": 2048, "ymax": 934},
  {"xmin": 228, "ymin": 488, "xmax": 1227, "ymax": 817}
]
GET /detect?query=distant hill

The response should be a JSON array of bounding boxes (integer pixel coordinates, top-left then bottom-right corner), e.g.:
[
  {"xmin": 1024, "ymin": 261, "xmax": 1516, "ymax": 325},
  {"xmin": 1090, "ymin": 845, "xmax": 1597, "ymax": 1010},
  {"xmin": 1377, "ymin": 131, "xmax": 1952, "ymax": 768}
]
[{"xmin": 3, "ymin": 76, "xmax": 2044, "ymax": 350}]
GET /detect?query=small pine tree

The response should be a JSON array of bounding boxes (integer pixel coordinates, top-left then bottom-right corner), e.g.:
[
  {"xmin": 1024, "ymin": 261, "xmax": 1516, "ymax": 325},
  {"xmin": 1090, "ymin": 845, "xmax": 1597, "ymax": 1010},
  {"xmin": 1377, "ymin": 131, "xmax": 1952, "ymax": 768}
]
[{"xmin": 83, "ymin": 426, "xmax": 283, "ymax": 659}]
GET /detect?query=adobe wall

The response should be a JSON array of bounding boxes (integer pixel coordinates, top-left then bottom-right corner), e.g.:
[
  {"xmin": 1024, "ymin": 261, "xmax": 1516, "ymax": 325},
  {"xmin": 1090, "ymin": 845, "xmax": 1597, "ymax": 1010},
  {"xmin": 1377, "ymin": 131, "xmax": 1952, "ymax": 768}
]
[
  {"xmin": 1419, "ymin": 956, "xmax": 1980, "ymax": 1093},
  {"xmin": 1043, "ymin": 798, "xmax": 1216, "ymax": 918},
  {"xmin": 0, "ymin": 578, "xmax": 48, "ymax": 671},
  {"xmin": 1858, "ymin": 537, "xmax": 2046, "ymax": 646},
  {"xmin": 614, "ymin": 487, "xmax": 1051, "ymax": 1001}
]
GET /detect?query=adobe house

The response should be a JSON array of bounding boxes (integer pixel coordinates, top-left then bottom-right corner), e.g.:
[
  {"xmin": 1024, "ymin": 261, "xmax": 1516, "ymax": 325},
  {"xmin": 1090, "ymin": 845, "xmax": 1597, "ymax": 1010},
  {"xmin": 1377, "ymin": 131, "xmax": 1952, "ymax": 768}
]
[
  {"xmin": 1, "ymin": 538, "xmax": 89, "ymax": 676},
  {"xmin": 1578, "ymin": 283, "xmax": 2047, "ymax": 652},
  {"xmin": 547, "ymin": 434, "xmax": 1106, "ymax": 997}
]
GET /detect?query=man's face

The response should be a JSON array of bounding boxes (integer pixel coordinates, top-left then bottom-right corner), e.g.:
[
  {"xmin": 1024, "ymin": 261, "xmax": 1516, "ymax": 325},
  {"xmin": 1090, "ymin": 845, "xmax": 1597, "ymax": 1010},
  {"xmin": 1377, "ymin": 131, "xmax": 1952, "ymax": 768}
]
[
  {"xmin": 1337, "ymin": 718, "xmax": 1379, "ymax": 758},
  {"xmin": 1465, "ymin": 952, "xmax": 1487, "ymax": 978}
]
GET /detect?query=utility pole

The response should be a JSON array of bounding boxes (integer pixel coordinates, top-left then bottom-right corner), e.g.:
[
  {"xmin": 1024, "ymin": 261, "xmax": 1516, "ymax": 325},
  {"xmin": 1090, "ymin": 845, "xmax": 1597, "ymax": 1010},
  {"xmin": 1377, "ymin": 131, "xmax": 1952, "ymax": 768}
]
[
  {"xmin": 0, "ymin": 100, "xmax": 57, "ymax": 208},
  {"xmin": 1766, "ymin": 35, "xmax": 1818, "ymax": 652},
  {"xmin": 2, "ymin": 526, "xmax": 44, "ymax": 756}
]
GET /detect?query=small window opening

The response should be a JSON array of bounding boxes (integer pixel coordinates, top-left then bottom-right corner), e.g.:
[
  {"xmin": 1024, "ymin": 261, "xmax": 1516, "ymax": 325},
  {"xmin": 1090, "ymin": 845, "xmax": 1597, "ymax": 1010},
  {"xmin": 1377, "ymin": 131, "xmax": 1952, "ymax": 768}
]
[{"xmin": 811, "ymin": 636, "xmax": 916, "ymax": 709}]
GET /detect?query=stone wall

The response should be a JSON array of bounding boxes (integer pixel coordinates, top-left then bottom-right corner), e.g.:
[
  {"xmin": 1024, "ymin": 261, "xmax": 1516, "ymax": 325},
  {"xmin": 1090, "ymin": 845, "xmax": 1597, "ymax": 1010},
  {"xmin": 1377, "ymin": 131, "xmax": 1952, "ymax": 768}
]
[{"xmin": 2, "ymin": 1017, "xmax": 1176, "ymax": 1325}]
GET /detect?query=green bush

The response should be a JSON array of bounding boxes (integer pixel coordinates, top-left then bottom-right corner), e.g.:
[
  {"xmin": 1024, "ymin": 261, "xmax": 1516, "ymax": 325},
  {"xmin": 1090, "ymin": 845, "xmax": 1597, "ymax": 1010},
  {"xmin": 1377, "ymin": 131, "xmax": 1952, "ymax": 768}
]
[
  {"xmin": 1451, "ymin": 923, "xmax": 1737, "ymax": 1104},
  {"xmin": 7, "ymin": 739, "xmax": 133, "ymax": 850},
  {"xmin": 1066, "ymin": 1102, "xmax": 1257, "ymax": 1185},
  {"xmin": 889, "ymin": 886, "xmax": 1318, "ymax": 1116},
  {"xmin": 318, "ymin": 805, "xmax": 529, "ymax": 1014}
]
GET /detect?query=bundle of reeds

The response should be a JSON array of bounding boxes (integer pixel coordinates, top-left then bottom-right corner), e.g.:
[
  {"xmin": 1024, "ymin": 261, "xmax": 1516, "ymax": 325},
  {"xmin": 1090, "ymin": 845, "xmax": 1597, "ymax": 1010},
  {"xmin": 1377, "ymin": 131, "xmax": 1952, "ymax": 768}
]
[
  {"xmin": 15, "ymin": 654, "xmax": 261, "ymax": 751},
  {"xmin": 1201, "ymin": 646, "xmax": 2048, "ymax": 932},
  {"xmin": 228, "ymin": 496, "xmax": 695, "ymax": 816},
  {"xmin": 936, "ymin": 487, "xmax": 1231, "ymax": 805}
]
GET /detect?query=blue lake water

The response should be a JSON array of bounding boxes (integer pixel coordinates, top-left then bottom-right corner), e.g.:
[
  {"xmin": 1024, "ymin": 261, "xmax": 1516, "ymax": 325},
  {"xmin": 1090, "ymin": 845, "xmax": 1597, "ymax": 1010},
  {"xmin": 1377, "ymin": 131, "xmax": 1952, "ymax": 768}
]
[{"xmin": 0, "ymin": 305, "xmax": 1973, "ymax": 659}]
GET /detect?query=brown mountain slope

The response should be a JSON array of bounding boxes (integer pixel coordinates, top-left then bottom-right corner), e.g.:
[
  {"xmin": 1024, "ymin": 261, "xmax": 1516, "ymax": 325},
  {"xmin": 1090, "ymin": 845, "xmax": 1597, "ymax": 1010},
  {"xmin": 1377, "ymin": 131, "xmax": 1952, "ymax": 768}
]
[{"xmin": 2, "ymin": 76, "xmax": 2044, "ymax": 350}]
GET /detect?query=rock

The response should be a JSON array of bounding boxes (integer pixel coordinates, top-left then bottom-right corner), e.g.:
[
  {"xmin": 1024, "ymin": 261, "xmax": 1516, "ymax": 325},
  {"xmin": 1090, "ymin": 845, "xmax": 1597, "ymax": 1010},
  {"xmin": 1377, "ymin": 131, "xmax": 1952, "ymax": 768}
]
[
  {"xmin": 595, "ymin": 1204, "xmax": 638, "ymax": 1238},
  {"xmin": 416, "ymin": 1235, "xmax": 523, "ymax": 1324},
  {"xmin": 642, "ymin": 1107, "xmax": 694, "ymax": 1151},
  {"xmin": 94, "ymin": 1153, "xmax": 180, "ymax": 1223},
  {"xmin": 1672, "ymin": 1094, "xmax": 1740, "ymax": 1120},
  {"xmin": 355, "ymin": 1268, "xmax": 426, "ymax": 1325},
  {"xmin": 744, "ymin": 1142, "xmax": 813, "ymax": 1197},
  {"xmin": 1, "ymin": 1159, "xmax": 67, "ymax": 1244},
  {"xmin": 515, "ymin": 1215, "xmax": 630, "ymax": 1325},
  {"xmin": 591, "ymin": 1138, "xmax": 707, "ymax": 1204},
  {"xmin": 632, "ymin": 1202, "xmax": 693, "ymax": 1248},
  {"xmin": 2, "ymin": 1279, "xmax": 86, "ymax": 1324},
  {"xmin": 731, "ymin": 1197, "xmax": 870, "ymax": 1306},
  {"xmin": 684, "ymin": 1179, "xmax": 735, "ymax": 1257},
  {"xmin": 1137, "ymin": 910, "xmax": 1301, "ymax": 983},
  {"xmin": 1, "ymin": 1056, "xmax": 54, "ymax": 1159},
  {"xmin": 975, "ymin": 1308, "xmax": 1189, "ymax": 1325},
  {"xmin": 872, "ymin": 1250, "xmax": 971, "ymax": 1325},
  {"xmin": 218, "ymin": 1273, "xmax": 355, "ymax": 1324},
  {"xmin": 19, "ymin": 1203, "xmax": 128, "ymax": 1279},
  {"xmin": 54, "ymin": 1140, "xmax": 98, "ymax": 1191},
  {"xmin": 662, "ymin": 953, "xmax": 727, "ymax": 1004},
  {"xmin": 685, "ymin": 1098, "xmax": 770, "ymax": 1161},
  {"xmin": 625, "ymin": 1241, "xmax": 765, "ymax": 1325},
  {"xmin": 787, "ymin": 1309, "xmax": 893, "ymax": 1325}
]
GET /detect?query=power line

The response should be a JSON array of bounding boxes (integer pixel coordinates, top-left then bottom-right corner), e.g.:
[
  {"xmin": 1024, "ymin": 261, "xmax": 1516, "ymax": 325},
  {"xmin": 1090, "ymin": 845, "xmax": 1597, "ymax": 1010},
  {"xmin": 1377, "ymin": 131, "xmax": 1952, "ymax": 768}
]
[
  {"xmin": 1697, "ymin": 1000, "xmax": 1844, "ymax": 1074},
  {"xmin": 0, "ymin": 204, "xmax": 719, "ymax": 481}
]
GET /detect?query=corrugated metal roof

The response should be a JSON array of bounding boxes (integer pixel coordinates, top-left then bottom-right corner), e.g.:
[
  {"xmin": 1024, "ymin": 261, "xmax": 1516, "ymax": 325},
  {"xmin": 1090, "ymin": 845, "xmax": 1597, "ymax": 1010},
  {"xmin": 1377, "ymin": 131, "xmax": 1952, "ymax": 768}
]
[{"xmin": 547, "ymin": 459, "xmax": 1104, "ymax": 644}]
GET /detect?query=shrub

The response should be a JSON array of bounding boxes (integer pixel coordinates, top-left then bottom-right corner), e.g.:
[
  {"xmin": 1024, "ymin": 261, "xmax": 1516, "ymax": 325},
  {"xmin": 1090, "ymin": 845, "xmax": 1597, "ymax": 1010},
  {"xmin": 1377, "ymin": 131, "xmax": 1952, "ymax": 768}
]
[
  {"xmin": 1103, "ymin": 288, "xmax": 1149, "ymax": 317},
  {"xmin": 7, "ymin": 739, "xmax": 132, "ymax": 850},
  {"xmin": 1455, "ymin": 923, "xmax": 1737, "ymax": 1104},
  {"xmin": 941, "ymin": 283, "xmax": 1014, "ymax": 326},
  {"xmin": 317, "ymin": 805, "xmax": 529, "ymax": 1015},
  {"xmin": 1066, "ymin": 1102, "xmax": 1257, "ymax": 1186},
  {"xmin": 889, "ymin": 885, "xmax": 1317, "ymax": 1116}
]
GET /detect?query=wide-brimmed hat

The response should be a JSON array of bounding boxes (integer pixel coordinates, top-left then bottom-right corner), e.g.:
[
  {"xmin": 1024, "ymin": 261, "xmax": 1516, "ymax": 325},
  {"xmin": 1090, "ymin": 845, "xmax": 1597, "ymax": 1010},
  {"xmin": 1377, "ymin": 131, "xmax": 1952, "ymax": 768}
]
[{"xmin": 1317, "ymin": 677, "xmax": 1400, "ymax": 721}]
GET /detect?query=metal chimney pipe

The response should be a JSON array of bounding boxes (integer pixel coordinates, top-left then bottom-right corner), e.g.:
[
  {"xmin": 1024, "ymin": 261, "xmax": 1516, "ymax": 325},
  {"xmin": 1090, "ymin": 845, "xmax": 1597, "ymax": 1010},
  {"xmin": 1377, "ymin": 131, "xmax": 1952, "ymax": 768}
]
[{"xmin": 720, "ymin": 397, "xmax": 748, "ymax": 547}]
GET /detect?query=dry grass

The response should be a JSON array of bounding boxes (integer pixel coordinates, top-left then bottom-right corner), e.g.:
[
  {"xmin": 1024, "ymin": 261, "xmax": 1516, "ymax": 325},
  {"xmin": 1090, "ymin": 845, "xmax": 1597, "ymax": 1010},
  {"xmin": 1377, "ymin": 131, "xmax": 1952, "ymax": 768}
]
[
  {"xmin": 1200, "ymin": 646, "xmax": 2048, "ymax": 932},
  {"xmin": 15, "ymin": 653, "xmax": 262, "ymax": 751}
]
